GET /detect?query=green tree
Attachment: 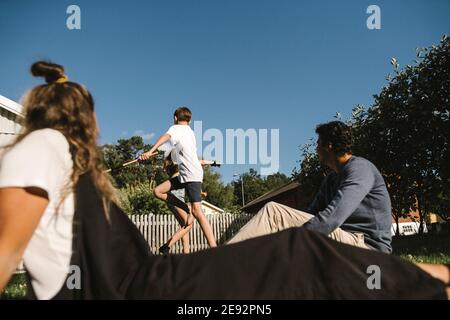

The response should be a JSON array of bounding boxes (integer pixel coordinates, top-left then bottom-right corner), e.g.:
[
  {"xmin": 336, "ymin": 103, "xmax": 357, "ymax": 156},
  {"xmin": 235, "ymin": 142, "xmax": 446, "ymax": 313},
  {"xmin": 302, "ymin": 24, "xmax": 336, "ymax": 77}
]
[
  {"xmin": 291, "ymin": 35, "xmax": 449, "ymax": 234},
  {"xmin": 102, "ymin": 136, "xmax": 170, "ymax": 215},
  {"xmin": 119, "ymin": 182, "xmax": 171, "ymax": 215},
  {"xmin": 202, "ymin": 166, "xmax": 235, "ymax": 212},
  {"xmin": 363, "ymin": 35, "xmax": 450, "ymax": 233},
  {"xmin": 292, "ymin": 141, "xmax": 329, "ymax": 211},
  {"xmin": 265, "ymin": 172, "xmax": 291, "ymax": 191},
  {"xmin": 232, "ymin": 169, "xmax": 291, "ymax": 207},
  {"xmin": 102, "ymin": 136, "xmax": 167, "ymax": 189}
]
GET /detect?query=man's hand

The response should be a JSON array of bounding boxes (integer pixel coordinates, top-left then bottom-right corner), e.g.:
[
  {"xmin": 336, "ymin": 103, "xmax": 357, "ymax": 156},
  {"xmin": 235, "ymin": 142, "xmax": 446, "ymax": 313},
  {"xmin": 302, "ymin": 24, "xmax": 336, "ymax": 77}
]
[
  {"xmin": 199, "ymin": 159, "xmax": 222, "ymax": 167},
  {"xmin": 138, "ymin": 151, "xmax": 156, "ymax": 162},
  {"xmin": 211, "ymin": 161, "xmax": 221, "ymax": 167}
]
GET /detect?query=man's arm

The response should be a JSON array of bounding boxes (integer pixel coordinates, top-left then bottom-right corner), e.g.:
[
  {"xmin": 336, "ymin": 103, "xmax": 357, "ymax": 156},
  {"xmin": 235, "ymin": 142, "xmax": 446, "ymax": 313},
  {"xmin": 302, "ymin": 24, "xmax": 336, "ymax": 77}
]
[
  {"xmin": 307, "ymin": 177, "xmax": 328, "ymax": 215},
  {"xmin": 0, "ymin": 187, "xmax": 48, "ymax": 292},
  {"xmin": 303, "ymin": 163, "xmax": 375, "ymax": 235},
  {"xmin": 139, "ymin": 133, "xmax": 171, "ymax": 161}
]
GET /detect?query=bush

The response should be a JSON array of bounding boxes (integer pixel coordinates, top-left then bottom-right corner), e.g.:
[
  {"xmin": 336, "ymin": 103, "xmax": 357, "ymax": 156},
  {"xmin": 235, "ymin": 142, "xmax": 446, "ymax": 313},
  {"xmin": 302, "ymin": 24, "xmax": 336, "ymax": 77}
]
[{"xmin": 118, "ymin": 182, "xmax": 171, "ymax": 215}]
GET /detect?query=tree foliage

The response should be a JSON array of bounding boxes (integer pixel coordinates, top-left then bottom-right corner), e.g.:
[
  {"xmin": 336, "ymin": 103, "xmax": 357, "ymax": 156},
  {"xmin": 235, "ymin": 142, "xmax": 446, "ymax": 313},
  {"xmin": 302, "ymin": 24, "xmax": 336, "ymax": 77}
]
[
  {"xmin": 293, "ymin": 35, "xmax": 450, "ymax": 234},
  {"xmin": 102, "ymin": 136, "xmax": 168, "ymax": 189},
  {"xmin": 232, "ymin": 169, "xmax": 291, "ymax": 207}
]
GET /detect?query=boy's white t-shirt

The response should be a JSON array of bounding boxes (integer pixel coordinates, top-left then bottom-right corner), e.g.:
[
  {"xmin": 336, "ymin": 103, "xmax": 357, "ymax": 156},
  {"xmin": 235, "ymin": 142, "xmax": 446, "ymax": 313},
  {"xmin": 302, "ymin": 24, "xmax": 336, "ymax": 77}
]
[
  {"xmin": 0, "ymin": 128, "xmax": 74, "ymax": 300},
  {"xmin": 166, "ymin": 124, "xmax": 203, "ymax": 183}
]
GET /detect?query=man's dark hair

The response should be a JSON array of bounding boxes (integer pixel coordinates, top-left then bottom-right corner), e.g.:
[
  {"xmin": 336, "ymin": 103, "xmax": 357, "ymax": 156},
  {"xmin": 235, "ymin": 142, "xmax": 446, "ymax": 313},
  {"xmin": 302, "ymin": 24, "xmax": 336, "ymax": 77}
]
[
  {"xmin": 174, "ymin": 107, "xmax": 192, "ymax": 122},
  {"xmin": 315, "ymin": 121, "xmax": 353, "ymax": 156}
]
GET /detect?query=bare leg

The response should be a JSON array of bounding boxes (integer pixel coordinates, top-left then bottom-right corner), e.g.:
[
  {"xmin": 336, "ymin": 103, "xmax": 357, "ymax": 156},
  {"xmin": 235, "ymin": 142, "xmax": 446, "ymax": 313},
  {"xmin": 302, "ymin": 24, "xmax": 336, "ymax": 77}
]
[
  {"xmin": 416, "ymin": 263, "xmax": 449, "ymax": 284},
  {"xmin": 154, "ymin": 181, "xmax": 193, "ymax": 252},
  {"xmin": 167, "ymin": 202, "xmax": 217, "ymax": 248},
  {"xmin": 172, "ymin": 206, "xmax": 191, "ymax": 254},
  {"xmin": 191, "ymin": 202, "xmax": 217, "ymax": 247},
  {"xmin": 227, "ymin": 201, "xmax": 313, "ymax": 244},
  {"xmin": 416, "ymin": 263, "xmax": 450, "ymax": 299},
  {"xmin": 154, "ymin": 181, "xmax": 191, "ymax": 215},
  {"xmin": 166, "ymin": 223, "xmax": 193, "ymax": 247},
  {"xmin": 153, "ymin": 180, "xmax": 171, "ymax": 201}
]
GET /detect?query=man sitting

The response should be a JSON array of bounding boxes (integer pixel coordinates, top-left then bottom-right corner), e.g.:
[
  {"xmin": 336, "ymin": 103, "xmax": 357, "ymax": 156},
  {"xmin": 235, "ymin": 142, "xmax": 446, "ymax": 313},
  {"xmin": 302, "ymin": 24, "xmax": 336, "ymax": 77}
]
[{"xmin": 228, "ymin": 121, "xmax": 392, "ymax": 253}]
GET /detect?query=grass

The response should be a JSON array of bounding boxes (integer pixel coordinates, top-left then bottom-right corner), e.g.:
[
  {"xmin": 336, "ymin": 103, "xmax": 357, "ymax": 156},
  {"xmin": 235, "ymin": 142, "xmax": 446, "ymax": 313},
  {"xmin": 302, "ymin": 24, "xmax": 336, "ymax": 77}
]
[
  {"xmin": 2, "ymin": 232, "xmax": 449, "ymax": 300},
  {"xmin": 392, "ymin": 232, "xmax": 450, "ymax": 264},
  {"xmin": 0, "ymin": 272, "xmax": 27, "ymax": 300}
]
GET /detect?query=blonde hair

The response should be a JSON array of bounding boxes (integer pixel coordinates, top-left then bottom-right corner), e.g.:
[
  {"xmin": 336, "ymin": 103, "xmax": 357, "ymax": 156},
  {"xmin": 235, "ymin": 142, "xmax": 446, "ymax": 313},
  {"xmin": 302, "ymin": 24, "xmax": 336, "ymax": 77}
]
[{"xmin": 7, "ymin": 61, "xmax": 117, "ymax": 218}]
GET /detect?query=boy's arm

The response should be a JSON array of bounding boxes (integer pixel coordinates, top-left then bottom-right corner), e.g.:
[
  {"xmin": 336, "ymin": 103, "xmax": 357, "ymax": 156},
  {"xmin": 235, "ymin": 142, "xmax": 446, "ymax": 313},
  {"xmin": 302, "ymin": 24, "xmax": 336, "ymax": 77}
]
[
  {"xmin": 200, "ymin": 159, "xmax": 221, "ymax": 167},
  {"xmin": 139, "ymin": 134, "xmax": 171, "ymax": 160}
]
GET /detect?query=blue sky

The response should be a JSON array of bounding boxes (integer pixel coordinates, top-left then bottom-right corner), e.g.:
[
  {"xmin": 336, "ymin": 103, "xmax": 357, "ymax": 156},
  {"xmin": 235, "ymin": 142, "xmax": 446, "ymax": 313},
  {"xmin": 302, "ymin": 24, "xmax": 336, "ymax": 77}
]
[{"xmin": 1, "ymin": 0, "xmax": 449, "ymax": 183}]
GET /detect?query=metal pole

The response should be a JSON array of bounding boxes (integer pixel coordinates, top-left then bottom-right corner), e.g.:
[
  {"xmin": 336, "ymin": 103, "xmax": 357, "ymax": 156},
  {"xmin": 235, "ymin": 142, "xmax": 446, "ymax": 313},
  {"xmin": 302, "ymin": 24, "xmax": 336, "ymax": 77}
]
[{"xmin": 241, "ymin": 175, "xmax": 245, "ymax": 207}]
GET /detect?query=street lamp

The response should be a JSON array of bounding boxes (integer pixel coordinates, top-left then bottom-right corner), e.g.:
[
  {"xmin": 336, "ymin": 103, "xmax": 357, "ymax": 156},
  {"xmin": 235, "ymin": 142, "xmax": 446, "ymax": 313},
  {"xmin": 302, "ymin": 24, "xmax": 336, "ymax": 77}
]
[{"xmin": 233, "ymin": 173, "xmax": 245, "ymax": 207}]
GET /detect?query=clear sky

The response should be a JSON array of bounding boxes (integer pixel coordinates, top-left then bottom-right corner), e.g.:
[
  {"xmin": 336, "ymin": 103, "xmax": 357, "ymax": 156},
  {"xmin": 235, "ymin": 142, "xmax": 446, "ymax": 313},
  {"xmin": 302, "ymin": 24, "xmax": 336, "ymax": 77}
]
[{"xmin": 1, "ymin": 0, "xmax": 449, "ymax": 183}]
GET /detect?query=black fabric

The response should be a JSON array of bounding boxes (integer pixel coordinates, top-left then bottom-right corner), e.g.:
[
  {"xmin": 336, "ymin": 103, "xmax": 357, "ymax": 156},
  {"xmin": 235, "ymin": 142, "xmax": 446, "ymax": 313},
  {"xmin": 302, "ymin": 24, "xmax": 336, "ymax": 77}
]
[
  {"xmin": 169, "ymin": 176, "xmax": 202, "ymax": 203},
  {"xmin": 128, "ymin": 229, "xmax": 447, "ymax": 300},
  {"xmin": 26, "ymin": 173, "xmax": 447, "ymax": 299},
  {"xmin": 27, "ymin": 173, "xmax": 152, "ymax": 299},
  {"xmin": 166, "ymin": 193, "xmax": 191, "ymax": 217}
]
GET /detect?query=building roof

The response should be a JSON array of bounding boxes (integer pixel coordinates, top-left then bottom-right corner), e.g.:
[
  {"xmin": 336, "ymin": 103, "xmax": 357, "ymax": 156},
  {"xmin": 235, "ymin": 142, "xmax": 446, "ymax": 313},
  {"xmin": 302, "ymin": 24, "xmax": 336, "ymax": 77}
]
[
  {"xmin": 0, "ymin": 95, "xmax": 23, "ymax": 117},
  {"xmin": 201, "ymin": 200, "xmax": 225, "ymax": 213},
  {"xmin": 242, "ymin": 180, "xmax": 300, "ymax": 211},
  {"xmin": 393, "ymin": 211, "xmax": 447, "ymax": 224}
]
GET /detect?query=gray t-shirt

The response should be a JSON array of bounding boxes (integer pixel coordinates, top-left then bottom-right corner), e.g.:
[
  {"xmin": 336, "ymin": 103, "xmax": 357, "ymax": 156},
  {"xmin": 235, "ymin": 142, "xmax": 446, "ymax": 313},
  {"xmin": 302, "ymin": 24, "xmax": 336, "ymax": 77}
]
[{"xmin": 303, "ymin": 156, "xmax": 392, "ymax": 253}]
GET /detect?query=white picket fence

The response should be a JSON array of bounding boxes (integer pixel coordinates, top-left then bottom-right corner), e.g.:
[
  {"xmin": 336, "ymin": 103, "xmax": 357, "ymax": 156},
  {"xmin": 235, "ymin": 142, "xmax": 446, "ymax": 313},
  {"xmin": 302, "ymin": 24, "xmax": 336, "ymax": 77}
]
[
  {"xmin": 14, "ymin": 213, "xmax": 252, "ymax": 273},
  {"xmin": 130, "ymin": 213, "xmax": 253, "ymax": 254}
]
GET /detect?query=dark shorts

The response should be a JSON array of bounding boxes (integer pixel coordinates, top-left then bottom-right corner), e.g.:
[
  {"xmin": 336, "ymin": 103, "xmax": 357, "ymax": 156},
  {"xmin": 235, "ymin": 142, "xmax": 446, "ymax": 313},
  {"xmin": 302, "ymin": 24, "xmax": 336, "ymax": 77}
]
[{"xmin": 169, "ymin": 176, "xmax": 202, "ymax": 203}]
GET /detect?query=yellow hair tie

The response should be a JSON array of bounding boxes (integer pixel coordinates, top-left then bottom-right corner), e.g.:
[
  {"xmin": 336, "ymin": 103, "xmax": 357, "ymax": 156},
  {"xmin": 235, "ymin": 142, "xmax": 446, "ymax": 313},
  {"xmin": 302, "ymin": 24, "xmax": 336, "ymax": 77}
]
[{"xmin": 55, "ymin": 75, "xmax": 69, "ymax": 83}]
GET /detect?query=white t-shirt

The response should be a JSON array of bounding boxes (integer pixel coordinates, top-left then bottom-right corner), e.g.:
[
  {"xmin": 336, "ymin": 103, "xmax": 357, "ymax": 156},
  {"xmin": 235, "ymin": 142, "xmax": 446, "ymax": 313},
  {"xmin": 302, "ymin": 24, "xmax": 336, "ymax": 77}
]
[
  {"xmin": 158, "ymin": 141, "xmax": 175, "ymax": 160},
  {"xmin": 166, "ymin": 125, "xmax": 203, "ymax": 183},
  {"xmin": 0, "ymin": 128, "xmax": 74, "ymax": 300}
]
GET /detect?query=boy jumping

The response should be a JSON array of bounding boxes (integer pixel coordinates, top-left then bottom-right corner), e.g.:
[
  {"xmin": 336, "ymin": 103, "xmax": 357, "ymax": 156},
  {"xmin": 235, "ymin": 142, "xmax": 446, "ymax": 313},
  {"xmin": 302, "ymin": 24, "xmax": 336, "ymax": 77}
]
[{"xmin": 139, "ymin": 107, "xmax": 217, "ymax": 254}]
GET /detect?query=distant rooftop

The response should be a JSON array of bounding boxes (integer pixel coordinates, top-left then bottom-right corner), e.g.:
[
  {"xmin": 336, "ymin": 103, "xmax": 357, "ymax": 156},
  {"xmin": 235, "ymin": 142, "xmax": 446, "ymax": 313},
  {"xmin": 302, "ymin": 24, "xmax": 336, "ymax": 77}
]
[
  {"xmin": 0, "ymin": 95, "xmax": 23, "ymax": 117},
  {"xmin": 242, "ymin": 180, "xmax": 300, "ymax": 211}
]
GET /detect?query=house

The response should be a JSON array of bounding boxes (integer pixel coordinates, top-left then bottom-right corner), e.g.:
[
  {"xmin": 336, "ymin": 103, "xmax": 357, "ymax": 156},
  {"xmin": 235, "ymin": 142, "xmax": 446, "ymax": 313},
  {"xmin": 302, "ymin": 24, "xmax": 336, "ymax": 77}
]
[
  {"xmin": 242, "ymin": 180, "xmax": 303, "ymax": 214},
  {"xmin": 392, "ymin": 211, "xmax": 448, "ymax": 235},
  {"xmin": 426, "ymin": 212, "xmax": 447, "ymax": 233},
  {"xmin": 200, "ymin": 200, "xmax": 225, "ymax": 215},
  {"xmin": 186, "ymin": 200, "xmax": 225, "ymax": 215},
  {"xmin": 0, "ymin": 94, "xmax": 23, "ymax": 149},
  {"xmin": 391, "ymin": 211, "xmax": 428, "ymax": 236},
  {"xmin": 1, "ymin": 95, "xmax": 25, "ymax": 273}
]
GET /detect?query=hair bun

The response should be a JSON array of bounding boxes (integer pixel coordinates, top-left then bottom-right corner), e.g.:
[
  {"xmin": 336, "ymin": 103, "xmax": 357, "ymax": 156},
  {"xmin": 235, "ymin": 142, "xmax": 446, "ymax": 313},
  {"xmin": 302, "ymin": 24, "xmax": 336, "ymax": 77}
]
[{"xmin": 31, "ymin": 61, "xmax": 65, "ymax": 84}]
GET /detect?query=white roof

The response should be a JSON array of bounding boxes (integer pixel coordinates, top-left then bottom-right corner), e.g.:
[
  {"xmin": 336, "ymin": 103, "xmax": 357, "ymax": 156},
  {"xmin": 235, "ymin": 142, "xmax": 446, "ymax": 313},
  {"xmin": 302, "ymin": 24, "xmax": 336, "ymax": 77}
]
[
  {"xmin": 0, "ymin": 95, "xmax": 23, "ymax": 117},
  {"xmin": 201, "ymin": 200, "xmax": 225, "ymax": 213}
]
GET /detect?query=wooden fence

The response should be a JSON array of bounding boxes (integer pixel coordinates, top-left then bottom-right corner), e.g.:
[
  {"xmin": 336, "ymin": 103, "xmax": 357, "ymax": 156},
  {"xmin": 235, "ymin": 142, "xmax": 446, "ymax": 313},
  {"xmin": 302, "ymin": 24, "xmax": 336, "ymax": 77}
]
[{"xmin": 130, "ymin": 213, "xmax": 253, "ymax": 254}]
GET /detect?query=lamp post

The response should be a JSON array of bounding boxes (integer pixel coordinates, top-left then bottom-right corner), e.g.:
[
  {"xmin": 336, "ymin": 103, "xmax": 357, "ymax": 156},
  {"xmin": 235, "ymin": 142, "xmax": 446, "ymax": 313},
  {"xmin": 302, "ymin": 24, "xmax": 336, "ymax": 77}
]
[{"xmin": 233, "ymin": 173, "xmax": 245, "ymax": 207}]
